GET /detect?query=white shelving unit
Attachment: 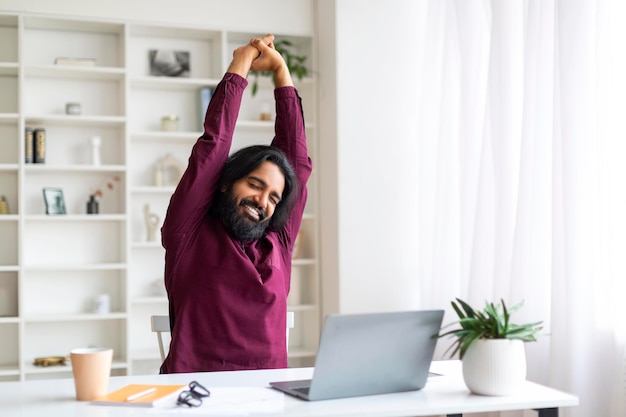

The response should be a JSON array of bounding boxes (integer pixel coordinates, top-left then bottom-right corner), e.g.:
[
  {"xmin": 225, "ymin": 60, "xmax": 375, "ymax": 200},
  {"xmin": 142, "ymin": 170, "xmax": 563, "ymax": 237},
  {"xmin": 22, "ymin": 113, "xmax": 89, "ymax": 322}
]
[{"xmin": 0, "ymin": 12, "xmax": 320, "ymax": 381}]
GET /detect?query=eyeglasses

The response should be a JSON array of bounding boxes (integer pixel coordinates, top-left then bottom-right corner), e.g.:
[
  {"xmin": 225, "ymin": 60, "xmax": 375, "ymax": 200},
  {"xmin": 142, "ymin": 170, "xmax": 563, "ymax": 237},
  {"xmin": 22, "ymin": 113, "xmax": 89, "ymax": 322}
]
[{"xmin": 176, "ymin": 380, "xmax": 211, "ymax": 408}]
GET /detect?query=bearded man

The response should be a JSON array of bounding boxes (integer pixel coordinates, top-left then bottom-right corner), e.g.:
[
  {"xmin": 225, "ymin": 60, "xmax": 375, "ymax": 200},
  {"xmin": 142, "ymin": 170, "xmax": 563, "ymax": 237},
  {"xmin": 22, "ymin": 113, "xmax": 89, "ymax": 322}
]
[{"xmin": 160, "ymin": 34, "xmax": 312, "ymax": 373}]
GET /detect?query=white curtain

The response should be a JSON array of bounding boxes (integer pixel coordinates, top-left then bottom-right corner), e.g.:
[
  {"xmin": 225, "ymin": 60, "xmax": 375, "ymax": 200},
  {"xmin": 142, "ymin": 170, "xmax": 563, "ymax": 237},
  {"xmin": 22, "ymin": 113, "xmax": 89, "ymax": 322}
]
[{"xmin": 415, "ymin": 1, "xmax": 626, "ymax": 416}]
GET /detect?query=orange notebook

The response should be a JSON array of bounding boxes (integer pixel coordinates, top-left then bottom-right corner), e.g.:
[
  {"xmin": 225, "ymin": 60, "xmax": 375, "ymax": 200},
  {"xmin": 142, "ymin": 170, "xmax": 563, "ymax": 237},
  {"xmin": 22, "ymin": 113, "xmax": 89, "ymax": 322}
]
[{"xmin": 91, "ymin": 384, "xmax": 187, "ymax": 407}]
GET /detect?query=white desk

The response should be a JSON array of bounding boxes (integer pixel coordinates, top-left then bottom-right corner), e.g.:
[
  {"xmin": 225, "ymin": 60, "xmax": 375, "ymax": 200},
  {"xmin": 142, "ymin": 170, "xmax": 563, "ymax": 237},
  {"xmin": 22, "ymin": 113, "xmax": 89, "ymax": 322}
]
[{"xmin": 0, "ymin": 361, "xmax": 577, "ymax": 417}]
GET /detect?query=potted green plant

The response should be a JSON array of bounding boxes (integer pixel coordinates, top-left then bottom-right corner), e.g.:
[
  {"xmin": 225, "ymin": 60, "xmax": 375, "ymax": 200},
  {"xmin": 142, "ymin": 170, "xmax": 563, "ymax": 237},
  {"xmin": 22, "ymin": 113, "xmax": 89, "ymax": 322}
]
[
  {"xmin": 249, "ymin": 39, "xmax": 308, "ymax": 97},
  {"xmin": 438, "ymin": 298, "xmax": 543, "ymax": 396}
]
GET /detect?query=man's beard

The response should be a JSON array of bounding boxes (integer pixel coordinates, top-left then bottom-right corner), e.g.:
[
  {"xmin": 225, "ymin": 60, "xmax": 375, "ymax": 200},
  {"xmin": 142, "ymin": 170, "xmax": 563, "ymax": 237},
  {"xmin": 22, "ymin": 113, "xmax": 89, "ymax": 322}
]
[{"xmin": 218, "ymin": 192, "xmax": 269, "ymax": 241}]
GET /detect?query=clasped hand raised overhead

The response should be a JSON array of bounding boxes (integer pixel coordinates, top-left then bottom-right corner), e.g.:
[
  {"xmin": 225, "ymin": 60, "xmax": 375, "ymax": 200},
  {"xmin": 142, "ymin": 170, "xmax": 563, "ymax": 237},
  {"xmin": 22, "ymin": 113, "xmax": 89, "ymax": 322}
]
[{"xmin": 228, "ymin": 34, "xmax": 293, "ymax": 88}]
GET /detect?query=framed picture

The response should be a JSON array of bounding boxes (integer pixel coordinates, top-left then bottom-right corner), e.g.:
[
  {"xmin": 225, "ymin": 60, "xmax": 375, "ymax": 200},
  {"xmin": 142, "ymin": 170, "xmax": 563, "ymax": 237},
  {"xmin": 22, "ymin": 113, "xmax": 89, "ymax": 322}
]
[
  {"xmin": 149, "ymin": 49, "xmax": 190, "ymax": 77},
  {"xmin": 42, "ymin": 188, "xmax": 67, "ymax": 215}
]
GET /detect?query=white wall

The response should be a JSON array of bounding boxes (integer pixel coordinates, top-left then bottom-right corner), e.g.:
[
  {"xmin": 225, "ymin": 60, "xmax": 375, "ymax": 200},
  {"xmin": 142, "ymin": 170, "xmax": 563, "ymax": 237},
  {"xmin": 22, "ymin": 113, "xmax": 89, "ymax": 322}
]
[
  {"xmin": 0, "ymin": 0, "xmax": 313, "ymax": 35},
  {"xmin": 317, "ymin": 0, "xmax": 424, "ymax": 314}
]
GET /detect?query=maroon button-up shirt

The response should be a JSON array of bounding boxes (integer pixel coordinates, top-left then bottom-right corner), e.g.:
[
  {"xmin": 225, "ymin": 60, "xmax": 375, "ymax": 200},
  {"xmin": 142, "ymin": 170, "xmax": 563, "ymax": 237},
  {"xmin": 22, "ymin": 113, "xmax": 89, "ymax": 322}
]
[{"xmin": 160, "ymin": 73, "xmax": 312, "ymax": 373}]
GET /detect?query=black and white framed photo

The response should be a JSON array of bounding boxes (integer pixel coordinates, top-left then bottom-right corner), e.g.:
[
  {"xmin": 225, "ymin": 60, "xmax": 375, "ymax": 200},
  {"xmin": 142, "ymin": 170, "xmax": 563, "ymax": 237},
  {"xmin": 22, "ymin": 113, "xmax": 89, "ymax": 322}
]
[
  {"xmin": 42, "ymin": 188, "xmax": 67, "ymax": 215},
  {"xmin": 149, "ymin": 49, "xmax": 190, "ymax": 77}
]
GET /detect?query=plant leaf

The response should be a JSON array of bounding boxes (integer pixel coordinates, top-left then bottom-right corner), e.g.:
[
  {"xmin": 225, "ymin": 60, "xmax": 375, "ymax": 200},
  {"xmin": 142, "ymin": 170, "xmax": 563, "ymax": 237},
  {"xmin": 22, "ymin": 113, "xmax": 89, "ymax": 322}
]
[
  {"xmin": 436, "ymin": 298, "xmax": 544, "ymax": 359},
  {"xmin": 457, "ymin": 298, "xmax": 477, "ymax": 318}
]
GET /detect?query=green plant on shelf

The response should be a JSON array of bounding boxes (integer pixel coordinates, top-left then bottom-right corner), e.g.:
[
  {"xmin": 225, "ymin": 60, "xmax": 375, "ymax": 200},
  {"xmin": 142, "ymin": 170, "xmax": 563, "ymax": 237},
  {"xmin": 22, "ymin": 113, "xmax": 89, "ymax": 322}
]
[{"xmin": 250, "ymin": 39, "xmax": 308, "ymax": 96}]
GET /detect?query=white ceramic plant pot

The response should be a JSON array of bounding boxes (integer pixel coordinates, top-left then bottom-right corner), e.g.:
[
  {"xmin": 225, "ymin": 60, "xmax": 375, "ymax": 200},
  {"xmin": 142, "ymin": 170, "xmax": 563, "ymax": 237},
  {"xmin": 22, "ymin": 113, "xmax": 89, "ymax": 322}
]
[{"xmin": 462, "ymin": 339, "xmax": 526, "ymax": 396}]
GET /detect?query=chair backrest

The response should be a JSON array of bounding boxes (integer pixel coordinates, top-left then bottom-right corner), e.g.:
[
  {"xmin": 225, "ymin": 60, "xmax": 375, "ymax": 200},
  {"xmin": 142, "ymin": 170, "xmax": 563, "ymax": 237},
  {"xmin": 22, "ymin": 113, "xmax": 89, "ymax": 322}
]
[
  {"xmin": 150, "ymin": 315, "xmax": 171, "ymax": 363},
  {"xmin": 150, "ymin": 312, "xmax": 296, "ymax": 363}
]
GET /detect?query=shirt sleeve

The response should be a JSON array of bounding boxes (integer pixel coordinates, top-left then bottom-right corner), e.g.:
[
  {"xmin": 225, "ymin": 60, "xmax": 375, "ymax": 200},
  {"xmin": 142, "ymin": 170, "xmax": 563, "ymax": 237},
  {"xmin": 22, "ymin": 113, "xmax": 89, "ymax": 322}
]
[
  {"xmin": 271, "ymin": 86, "xmax": 313, "ymax": 247},
  {"xmin": 161, "ymin": 73, "xmax": 247, "ymax": 250}
]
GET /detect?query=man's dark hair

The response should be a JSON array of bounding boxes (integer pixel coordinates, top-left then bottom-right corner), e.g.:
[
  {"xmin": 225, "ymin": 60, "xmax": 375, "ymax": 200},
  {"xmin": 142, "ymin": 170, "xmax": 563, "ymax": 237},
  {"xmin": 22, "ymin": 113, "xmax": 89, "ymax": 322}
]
[{"xmin": 211, "ymin": 145, "xmax": 298, "ymax": 232}]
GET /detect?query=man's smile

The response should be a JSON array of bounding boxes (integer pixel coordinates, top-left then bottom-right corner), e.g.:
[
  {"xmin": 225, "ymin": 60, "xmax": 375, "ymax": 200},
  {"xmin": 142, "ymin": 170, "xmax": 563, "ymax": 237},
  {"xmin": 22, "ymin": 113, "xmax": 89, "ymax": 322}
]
[
  {"xmin": 243, "ymin": 204, "xmax": 260, "ymax": 221},
  {"xmin": 240, "ymin": 200, "xmax": 267, "ymax": 223}
]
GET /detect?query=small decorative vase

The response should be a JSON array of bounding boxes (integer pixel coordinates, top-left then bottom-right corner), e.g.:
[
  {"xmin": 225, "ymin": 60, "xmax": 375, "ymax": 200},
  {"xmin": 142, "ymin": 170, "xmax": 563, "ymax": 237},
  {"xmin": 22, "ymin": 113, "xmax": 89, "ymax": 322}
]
[
  {"xmin": 90, "ymin": 136, "xmax": 101, "ymax": 165},
  {"xmin": 86, "ymin": 194, "xmax": 99, "ymax": 214},
  {"xmin": 462, "ymin": 339, "xmax": 526, "ymax": 396}
]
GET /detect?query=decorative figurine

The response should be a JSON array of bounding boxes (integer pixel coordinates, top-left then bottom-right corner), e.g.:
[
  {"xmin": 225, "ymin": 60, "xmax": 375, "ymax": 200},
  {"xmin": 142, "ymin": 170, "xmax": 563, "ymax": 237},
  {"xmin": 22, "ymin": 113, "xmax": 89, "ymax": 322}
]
[
  {"xmin": 144, "ymin": 204, "xmax": 160, "ymax": 242},
  {"xmin": 154, "ymin": 153, "xmax": 185, "ymax": 186}
]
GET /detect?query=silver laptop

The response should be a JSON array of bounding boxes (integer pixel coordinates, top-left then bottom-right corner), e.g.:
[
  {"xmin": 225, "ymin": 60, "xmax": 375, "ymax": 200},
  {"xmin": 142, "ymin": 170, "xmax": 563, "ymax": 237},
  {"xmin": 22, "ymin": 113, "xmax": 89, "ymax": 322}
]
[{"xmin": 269, "ymin": 309, "xmax": 444, "ymax": 401}]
